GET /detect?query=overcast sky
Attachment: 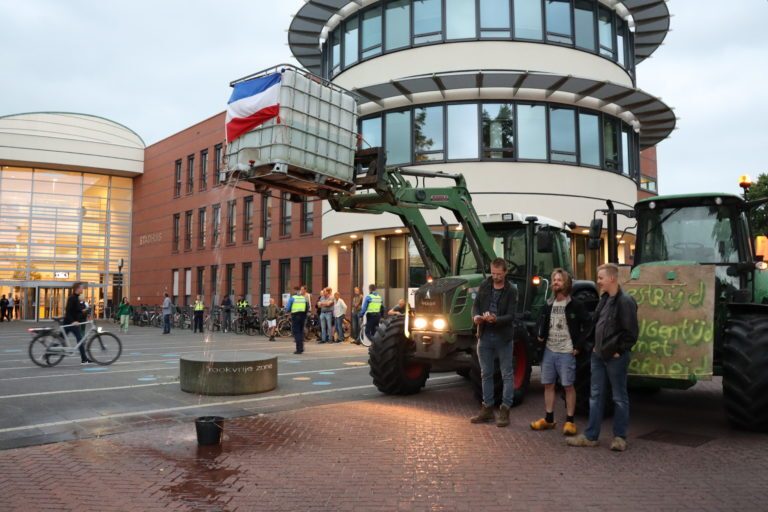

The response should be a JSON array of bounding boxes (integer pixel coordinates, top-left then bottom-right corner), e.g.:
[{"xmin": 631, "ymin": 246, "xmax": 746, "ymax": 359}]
[{"xmin": 1, "ymin": 0, "xmax": 765, "ymax": 195}]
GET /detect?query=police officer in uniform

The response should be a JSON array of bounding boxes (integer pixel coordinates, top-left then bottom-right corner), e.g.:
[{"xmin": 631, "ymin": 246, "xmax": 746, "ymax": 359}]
[
  {"xmin": 359, "ymin": 284, "xmax": 384, "ymax": 341},
  {"xmin": 285, "ymin": 285, "xmax": 308, "ymax": 354},
  {"xmin": 193, "ymin": 295, "xmax": 205, "ymax": 333}
]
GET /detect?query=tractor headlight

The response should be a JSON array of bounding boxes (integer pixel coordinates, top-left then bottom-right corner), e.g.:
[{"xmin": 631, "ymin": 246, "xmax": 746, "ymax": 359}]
[
  {"xmin": 432, "ymin": 318, "xmax": 447, "ymax": 330},
  {"xmin": 413, "ymin": 317, "xmax": 428, "ymax": 330}
]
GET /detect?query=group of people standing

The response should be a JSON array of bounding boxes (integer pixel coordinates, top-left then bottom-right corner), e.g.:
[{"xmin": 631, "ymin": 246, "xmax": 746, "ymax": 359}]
[
  {"xmin": 470, "ymin": 260, "xmax": 638, "ymax": 452},
  {"xmin": 0, "ymin": 294, "xmax": 19, "ymax": 321}
]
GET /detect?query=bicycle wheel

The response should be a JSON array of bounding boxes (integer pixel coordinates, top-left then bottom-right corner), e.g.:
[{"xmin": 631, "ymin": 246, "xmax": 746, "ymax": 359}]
[
  {"xmin": 247, "ymin": 321, "xmax": 258, "ymax": 336},
  {"xmin": 87, "ymin": 332, "xmax": 123, "ymax": 365},
  {"xmin": 277, "ymin": 318, "xmax": 292, "ymax": 338},
  {"xmin": 29, "ymin": 333, "xmax": 65, "ymax": 368}
]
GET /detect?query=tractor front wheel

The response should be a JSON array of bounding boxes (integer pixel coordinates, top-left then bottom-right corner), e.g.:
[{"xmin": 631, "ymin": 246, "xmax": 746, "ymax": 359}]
[
  {"xmin": 368, "ymin": 316, "xmax": 430, "ymax": 395},
  {"xmin": 723, "ymin": 313, "xmax": 768, "ymax": 432}
]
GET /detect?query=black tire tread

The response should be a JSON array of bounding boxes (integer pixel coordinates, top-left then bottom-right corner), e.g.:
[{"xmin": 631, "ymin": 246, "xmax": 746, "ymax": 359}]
[
  {"xmin": 368, "ymin": 316, "xmax": 429, "ymax": 395},
  {"xmin": 723, "ymin": 314, "xmax": 768, "ymax": 431}
]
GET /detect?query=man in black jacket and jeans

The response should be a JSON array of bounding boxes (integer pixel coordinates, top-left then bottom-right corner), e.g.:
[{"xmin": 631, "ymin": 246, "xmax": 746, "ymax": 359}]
[
  {"xmin": 568, "ymin": 263, "xmax": 638, "ymax": 452},
  {"xmin": 64, "ymin": 282, "xmax": 92, "ymax": 364},
  {"xmin": 470, "ymin": 258, "xmax": 518, "ymax": 428}
]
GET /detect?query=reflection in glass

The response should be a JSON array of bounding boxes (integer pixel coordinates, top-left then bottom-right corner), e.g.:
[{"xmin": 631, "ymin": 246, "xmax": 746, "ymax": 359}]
[
  {"xmin": 480, "ymin": 0, "xmax": 511, "ymax": 36},
  {"xmin": 621, "ymin": 128, "xmax": 631, "ymax": 176},
  {"xmin": 549, "ymin": 107, "xmax": 576, "ymax": 163},
  {"xmin": 331, "ymin": 30, "xmax": 341, "ymax": 74},
  {"xmin": 385, "ymin": 0, "xmax": 411, "ymax": 51},
  {"xmin": 578, "ymin": 113, "xmax": 600, "ymax": 167},
  {"xmin": 616, "ymin": 18, "xmax": 626, "ymax": 67},
  {"xmin": 385, "ymin": 111, "xmax": 412, "ymax": 165},
  {"xmin": 574, "ymin": 0, "xmax": 596, "ymax": 51},
  {"xmin": 517, "ymin": 104, "xmax": 547, "ymax": 160},
  {"xmin": 546, "ymin": 0, "xmax": 573, "ymax": 44},
  {"xmin": 598, "ymin": 7, "xmax": 615, "ymax": 58},
  {"xmin": 361, "ymin": 117, "xmax": 382, "ymax": 149},
  {"xmin": 482, "ymin": 103, "xmax": 514, "ymax": 159},
  {"xmin": 447, "ymin": 104, "xmax": 479, "ymax": 160},
  {"xmin": 446, "ymin": 0, "xmax": 476, "ymax": 40},
  {"xmin": 603, "ymin": 117, "xmax": 619, "ymax": 170},
  {"xmin": 362, "ymin": 7, "xmax": 383, "ymax": 58},
  {"xmin": 344, "ymin": 17, "xmax": 359, "ymax": 67},
  {"xmin": 413, "ymin": 0, "xmax": 442, "ymax": 44},
  {"xmin": 414, "ymin": 106, "xmax": 444, "ymax": 161},
  {"xmin": 514, "ymin": 0, "xmax": 543, "ymax": 40}
]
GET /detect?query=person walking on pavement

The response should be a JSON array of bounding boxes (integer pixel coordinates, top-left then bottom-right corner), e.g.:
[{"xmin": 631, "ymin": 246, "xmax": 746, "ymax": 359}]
[
  {"xmin": 265, "ymin": 298, "xmax": 279, "ymax": 341},
  {"xmin": 359, "ymin": 284, "xmax": 384, "ymax": 341},
  {"xmin": 318, "ymin": 288, "xmax": 335, "ymax": 344},
  {"xmin": 530, "ymin": 268, "xmax": 589, "ymax": 436},
  {"xmin": 14, "ymin": 294, "xmax": 20, "ymax": 320},
  {"xmin": 193, "ymin": 295, "xmax": 205, "ymax": 333},
  {"xmin": 470, "ymin": 258, "xmax": 518, "ymax": 428},
  {"xmin": 64, "ymin": 282, "xmax": 92, "ymax": 364},
  {"xmin": 0, "ymin": 295, "xmax": 8, "ymax": 322},
  {"xmin": 568, "ymin": 263, "xmax": 638, "ymax": 452},
  {"xmin": 162, "ymin": 293, "xmax": 173, "ymax": 334},
  {"xmin": 350, "ymin": 286, "xmax": 363, "ymax": 343},
  {"xmin": 333, "ymin": 292, "xmax": 347, "ymax": 343},
  {"xmin": 7, "ymin": 295, "xmax": 14, "ymax": 321},
  {"xmin": 285, "ymin": 286, "xmax": 308, "ymax": 354},
  {"xmin": 221, "ymin": 294, "xmax": 233, "ymax": 333},
  {"xmin": 117, "ymin": 297, "xmax": 133, "ymax": 334}
]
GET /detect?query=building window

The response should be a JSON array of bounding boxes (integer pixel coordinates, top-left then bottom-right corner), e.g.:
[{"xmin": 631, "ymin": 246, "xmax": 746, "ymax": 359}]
[
  {"xmin": 226, "ymin": 264, "xmax": 235, "ymax": 297},
  {"xmin": 578, "ymin": 112, "xmax": 600, "ymax": 167},
  {"xmin": 279, "ymin": 259, "xmax": 291, "ymax": 305},
  {"xmin": 212, "ymin": 204, "xmax": 221, "ymax": 247},
  {"xmin": 184, "ymin": 268, "xmax": 192, "ymax": 306},
  {"xmin": 323, "ymin": 255, "xmax": 329, "ymax": 289},
  {"xmin": 361, "ymin": 117, "xmax": 382, "ymax": 149},
  {"xmin": 617, "ymin": 17, "xmax": 627, "ymax": 68},
  {"xmin": 174, "ymin": 160, "xmax": 182, "ymax": 197},
  {"xmin": 621, "ymin": 126, "xmax": 632, "ymax": 177},
  {"xmin": 385, "ymin": 0, "xmax": 411, "ymax": 51},
  {"xmin": 517, "ymin": 104, "xmax": 547, "ymax": 160},
  {"xmin": 482, "ymin": 103, "xmax": 514, "ymax": 159},
  {"xmin": 211, "ymin": 265, "xmax": 219, "ymax": 301},
  {"xmin": 172, "ymin": 213, "xmax": 180, "ymax": 252},
  {"xmin": 414, "ymin": 105, "xmax": 444, "ymax": 161},
  {"xmin": 227, "ymin": 200, "xmax": 236, "ymax": 244},
  {"xmin": 514, "ymin": 0, "xmax": 543, "ymax": 40},
  {"xmin": 280, "ymin": 193, "xmax": 292, "ymax": 236},
  {"xmin": 549, "ymin": 107, "xmax": 577, "ymax": 164},
  {"xmin": 640, "ymin": 175, "xmax": 657, "ymax": 192},
  {"xmin": 244, "ymin": 196, "xmax": 254, "ymax": 242},
  {"xmin": 300, "ymin": 196, "xmax": 314, "ymax": 234},
  {"xmin": 184, "ymin": 210, "xmax": 193, "ymax": 250},
  {"xmin": 186, "ymin": 155, "xmax": 194, "ymax": 194},
  {"xmin": 598, "ymin": 6, "xmax": 615, "ymax": 59},
  {"xmin": 261, "ymin": 261, "xmax": 271, "ymax": 300},
  {"xmin": 300, "ymin": 257, "xmax": 313, "ymax": 292},
  {"xmin": 603, "ymin": 117, "xmax": 620, "ymax": 170},
  {"xmin": 546, "ymin": 0, "xmax": 573, "ymax": 44},
  {"xmin": 385, "ymin": 110, "xmax": 412, "ymax": 166},
  {"xmin": 344, "ymin": 17, "xmax": 359, "ymax": 67},
  {"xmin": 413, "ymin": 0, "xmax": 442, "ymax": 44},
  {"xmin": 480, "ymin": 0, "xmax": 511, "ymax": 37},
  {"xmin": 574, "ymin": 0, "xmax": 596, "ymax": 51},
  {"xmin": 214, "ymin": 143, "xmax": 224, "ymax": 184},
  {"xmin": 361, "ymin": 6, "xmax": 383, "ymax": 58},
  {"xmin": 172, "ymin": 269, "xmax": 179, "ymax": 304},
  {"xmin": 446, "ymin": 0, "xmax": 476, "ymax": 40},
  {"xmin": 198, "ymin": 207, "xmax": 207, "ymax": 248},
  {"xmin": 262, "ymin": 194, "xmax": 272, "ymax": 241},
  {"xmin": 243, "ymin": 262, "xmax": 252, "ymax": 300},
  {"xmin": 200, "ymin": 149, "xmax": 208, "ymax": 191},
  {"xmin": 197, "ymin": 266, "xmax": 205, "ymax": 296}
]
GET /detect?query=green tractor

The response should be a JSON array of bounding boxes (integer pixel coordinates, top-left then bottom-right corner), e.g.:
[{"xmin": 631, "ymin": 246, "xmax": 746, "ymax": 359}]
[
  {"xmin": 329, "ymin": 152, "xmax": 598, "ymax": 406},
  {"xmin": 593, "ymin": 193, "xmax": 768, "ymax": 431}
]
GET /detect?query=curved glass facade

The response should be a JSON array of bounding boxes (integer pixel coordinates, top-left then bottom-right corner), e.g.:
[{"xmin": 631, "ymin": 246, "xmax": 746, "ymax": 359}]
[
  {"xmin": 0, "ymin": 166, "xmax": 132, "ymax": 320},
  {"xmin": 323, "ymin": 0, "xmax": 634, "ymax": 79},
  {"xmin": 360, "ymin": 101, "xmax": 639, "ymax": 177}
]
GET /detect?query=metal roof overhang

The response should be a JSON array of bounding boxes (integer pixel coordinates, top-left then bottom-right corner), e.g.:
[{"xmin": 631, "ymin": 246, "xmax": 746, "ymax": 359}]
[
  {"xmin": 351, "ymin": 70, "xmax": 676, "ymax": 148},
  {"xmin": 288, "ymin": 0, "xmax": 670, "ymax": 74}
]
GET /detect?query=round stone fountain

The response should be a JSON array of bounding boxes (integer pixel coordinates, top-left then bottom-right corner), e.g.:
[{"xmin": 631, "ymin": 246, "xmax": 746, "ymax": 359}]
[{"xmin": 180, "ymin": 351, "xmax": 277, "ymax": 395}]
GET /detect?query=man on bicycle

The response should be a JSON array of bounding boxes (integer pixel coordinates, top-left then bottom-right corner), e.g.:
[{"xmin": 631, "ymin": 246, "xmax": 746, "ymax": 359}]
[{"xmin": 65, "ymin": 282, "xmax": 92, "ymax": 364}]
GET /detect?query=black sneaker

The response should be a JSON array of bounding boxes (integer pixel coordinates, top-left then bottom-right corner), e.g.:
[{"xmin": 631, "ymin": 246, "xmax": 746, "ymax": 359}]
[
  {"xmin": 81, "ymin": 359, "xmax": 92, "ymax": 365},
  {"xmin": 293, "ymin": 350, "xmax": 303, "ymax": 355}
]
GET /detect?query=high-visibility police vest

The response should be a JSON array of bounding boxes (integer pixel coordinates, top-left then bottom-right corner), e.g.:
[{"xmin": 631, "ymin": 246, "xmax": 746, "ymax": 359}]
[
  {"xmin": 194, "ymin": 301, "xmax": 204, "ymax": 311},
  {"xmin": 366, "ymin": 293, "xmax": 383, "ymax": 313},
  {"xmin": 290, "ymin": 295, "xmax": 307, "ymax": 313}
]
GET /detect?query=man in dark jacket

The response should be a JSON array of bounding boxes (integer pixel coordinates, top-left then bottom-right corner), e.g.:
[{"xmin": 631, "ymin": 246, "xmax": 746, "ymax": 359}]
[
  {"xmin": 568, "ymin": 263, "xmax": 638, "ymax": 452},
  {"xmin": 64, "ymin": 282, "xmax": 91, "ymax": 364},
  {"xmin": 469, "ymin": 258, "xmax": 518, "ymax": 428},
  {"xmin": 530, "ymin": 268, "xmax": 589, "ymax": 436}
]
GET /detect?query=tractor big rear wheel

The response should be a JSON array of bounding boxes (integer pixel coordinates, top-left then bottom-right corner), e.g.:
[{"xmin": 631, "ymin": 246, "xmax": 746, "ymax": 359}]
[
  {"xmin": 368, "ymin": 316, "xmax": 430, "ymax": 395},
  {"xmin": 723, "ymin": 313, "xmax": 768, "ymax": 432},
  {"xmin": 470, "ymin": 339, "xmax": 532, "ymax": 407}
]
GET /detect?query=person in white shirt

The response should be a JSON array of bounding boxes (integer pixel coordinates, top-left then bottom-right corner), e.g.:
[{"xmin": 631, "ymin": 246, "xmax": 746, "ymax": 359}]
[{"xmin": 333, "ymin": 292, "xmax": 347, "ymax": 343}]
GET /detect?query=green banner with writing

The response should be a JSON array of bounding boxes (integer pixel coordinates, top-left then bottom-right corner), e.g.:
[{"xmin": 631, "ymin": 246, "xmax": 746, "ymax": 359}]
[{"xmin": 621, "ymin": 265, "xmax": 715, "ymax": 380}]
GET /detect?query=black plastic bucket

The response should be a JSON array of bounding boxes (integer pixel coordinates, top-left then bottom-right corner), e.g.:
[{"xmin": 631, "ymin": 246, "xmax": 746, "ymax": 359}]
[{"xmin": 195, "ymin": 416, "xmax": 224, "ymax": 445}]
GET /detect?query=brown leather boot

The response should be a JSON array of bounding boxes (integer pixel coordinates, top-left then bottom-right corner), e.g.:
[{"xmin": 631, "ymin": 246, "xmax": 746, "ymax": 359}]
[
  {"xmin": 496, "ymin": 404, "xmax": 511, "ymax": 427},
  {"xmin": 470, "ymin": 405, "xmax": 495, "ymax": 424}
]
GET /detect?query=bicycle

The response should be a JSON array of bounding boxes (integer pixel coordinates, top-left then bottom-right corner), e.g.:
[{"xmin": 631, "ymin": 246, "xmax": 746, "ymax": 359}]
[{"xmin": 28, "ymin": 318, "xmax": 123, "ymax": 367}]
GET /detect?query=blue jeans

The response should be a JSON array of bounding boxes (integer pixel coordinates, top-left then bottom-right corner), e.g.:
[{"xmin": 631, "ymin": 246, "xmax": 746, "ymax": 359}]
[
  {"xmin": 351, "ymin": 313, "xmax": 361, "ymax": 341},
  {"xmin": 65, "ymin": 325, "xmax": 88, "ymax": 362},
  {"xmin": 319, "ymin": 312, "xmax": 333, "ymax": 342},
  {"xmin": 163, "ymin": 313, "xmax": 171, "ymax": 333},
  {"xmin": 477, "ymin": 330, "xmax": 515, "ymax": 408},
  {"xmin": 334, "ymin": 316, "xmax": 345, "ymax": 341},
  {"xmin": 585, "ymin": 351, "xmax": 630, "ymax": 441}
]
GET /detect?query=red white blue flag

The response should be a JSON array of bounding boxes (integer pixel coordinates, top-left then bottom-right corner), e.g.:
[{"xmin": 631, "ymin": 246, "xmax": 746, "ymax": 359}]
[{"xmin": 225, "ymin": 73, "xmax": 281, "ymax": 143}]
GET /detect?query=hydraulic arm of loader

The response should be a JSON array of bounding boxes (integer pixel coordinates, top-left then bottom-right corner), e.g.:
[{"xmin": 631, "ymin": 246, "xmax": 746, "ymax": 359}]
[{"xmin": 327, "ymin": 151, "xmax": 498, "ymax": 280}]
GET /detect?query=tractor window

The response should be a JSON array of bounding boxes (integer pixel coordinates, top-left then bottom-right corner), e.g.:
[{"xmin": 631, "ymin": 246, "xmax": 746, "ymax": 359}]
[
  {"xmin": 457, "ymin": 227, "xmax": 527, "ymax": 276},
  {"xmin": 639, "ymin": 206, "xmax": 740, "ymax": 264}
]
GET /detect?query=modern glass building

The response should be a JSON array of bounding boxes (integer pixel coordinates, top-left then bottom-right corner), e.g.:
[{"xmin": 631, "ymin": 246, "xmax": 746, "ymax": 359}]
[
  {"xmin": 288, "ymin": 0, "xmax": 674, "ymax": 304},
  {"xmin": 0, "ymin": 113, "xmax": 143, "ymax": 320}
]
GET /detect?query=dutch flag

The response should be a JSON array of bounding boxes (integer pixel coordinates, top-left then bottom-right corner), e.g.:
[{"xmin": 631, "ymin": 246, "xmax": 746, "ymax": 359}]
[{"xmin": 225, "ymin": 72, "xmax": 282, "ymax": 143}]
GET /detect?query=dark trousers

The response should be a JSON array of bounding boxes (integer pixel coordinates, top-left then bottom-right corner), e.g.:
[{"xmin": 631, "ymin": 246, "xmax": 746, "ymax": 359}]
[
  {"xmin": 193, "ymin": 311, "xmax": 204, "ymax": 332},
  {"xmin": 291, "ymin": 312, "xmax": 306, "ymax": 353},
  {"xmin": 65, "ymin": 325, "xmax": 88, "ymax": 362},
  {"xmin": 163, "ymin": 313, "xmax": 171, "ymax": 333},
  {"xmin": 351, "ymin": 313, "xmax": 361, "ymax": 341},
  {"xmin": 365, "ymin": 313, "xmax": 380, "ymax": 339}
]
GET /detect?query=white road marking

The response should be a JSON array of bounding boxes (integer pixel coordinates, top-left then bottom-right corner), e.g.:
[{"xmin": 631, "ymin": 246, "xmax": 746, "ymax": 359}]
[{"xmin": 0, "ymin": 375, "xmax": 462, "ymax": 433}]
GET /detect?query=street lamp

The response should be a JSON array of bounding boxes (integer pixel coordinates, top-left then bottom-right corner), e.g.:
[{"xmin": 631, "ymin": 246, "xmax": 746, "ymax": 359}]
[{"xmin": 739, "ymin": 174, "xmax": 752, "ymax": 200}]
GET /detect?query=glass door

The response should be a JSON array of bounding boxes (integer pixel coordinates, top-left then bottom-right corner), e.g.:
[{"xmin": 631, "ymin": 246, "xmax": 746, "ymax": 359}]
[{"xmin": 37, "ymin": 287, "xmax": 68, "ymax": 320}]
